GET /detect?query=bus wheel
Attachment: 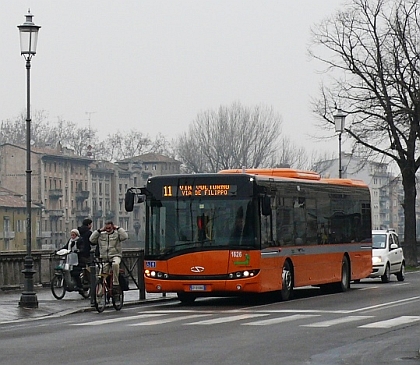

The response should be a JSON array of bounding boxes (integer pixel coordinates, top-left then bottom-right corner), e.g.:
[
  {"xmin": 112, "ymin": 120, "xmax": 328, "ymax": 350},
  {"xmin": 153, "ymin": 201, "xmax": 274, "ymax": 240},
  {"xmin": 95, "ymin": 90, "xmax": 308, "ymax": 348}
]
[
  {"xmin": 337, "ymin": 256, "xmax": 350, "ymax": 292},
  {"xmin": 280, "ymin": 261, "xmax": 293, "ymax": 301},
  {"xmin": 177, "ymin": 292, "xmax": 197, "ymax": 305}
]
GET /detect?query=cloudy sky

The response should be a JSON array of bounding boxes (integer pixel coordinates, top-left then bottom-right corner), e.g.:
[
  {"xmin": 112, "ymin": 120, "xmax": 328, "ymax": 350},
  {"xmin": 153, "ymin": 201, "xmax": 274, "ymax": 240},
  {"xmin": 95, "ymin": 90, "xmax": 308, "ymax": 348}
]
[{"xmin": 1, "ymin": 1, "xmax": 344, "ymax": 154}]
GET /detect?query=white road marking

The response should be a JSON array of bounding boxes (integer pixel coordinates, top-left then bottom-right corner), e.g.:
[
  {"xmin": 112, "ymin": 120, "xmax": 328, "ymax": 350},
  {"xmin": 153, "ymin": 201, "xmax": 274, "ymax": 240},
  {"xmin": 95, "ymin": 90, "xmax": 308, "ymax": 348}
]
[
  {"xmin": 185, "ymin": 313, "xmax": 268, "ymax": 325},
  {"xmin": 242, "ymin": 314, "xmax": 319, "ymax": 326},
  {"xmin": 348, "ymin": 296, "xmax": 420, "ymax": 313},
  {"xmin": 359, "ymin": 316, "xmax": 420, "ymax": 329},
  {"xmin": 301, "ymin": 316, "xmax": 373, "ymax": 327},
  {"xmin": 71, "ymin": 313, "xmax": 164, "ymax": 326},
  {"xmin": 128, "ymin": 314, "xmax": 211, "ymax": 326}
]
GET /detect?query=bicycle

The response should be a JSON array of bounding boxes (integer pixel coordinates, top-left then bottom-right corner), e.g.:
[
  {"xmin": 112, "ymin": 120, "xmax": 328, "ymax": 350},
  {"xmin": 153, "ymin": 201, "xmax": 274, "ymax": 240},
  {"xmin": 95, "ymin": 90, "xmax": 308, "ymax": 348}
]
[
  {"xmin": 51, "ymin": 249, "xmax": 91, "ymax": 300},
  {"xmin": 93, "ymin": 260, "xmax": 124, "ymax": 313}
]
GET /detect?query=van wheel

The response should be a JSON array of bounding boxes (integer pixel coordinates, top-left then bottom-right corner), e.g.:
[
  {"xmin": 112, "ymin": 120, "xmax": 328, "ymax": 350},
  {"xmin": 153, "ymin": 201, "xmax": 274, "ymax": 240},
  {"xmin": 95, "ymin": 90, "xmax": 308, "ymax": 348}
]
[
  {"xmin": 381, "ymin": 264, "xmax": 391, "ymax": 283},
  {"xmin": 396, "ymin": 262, "xmax": 405, "ymax": 281},
  {"xmin": 280, "ymin": 261, "xmax": 293, "ymax": 301}
]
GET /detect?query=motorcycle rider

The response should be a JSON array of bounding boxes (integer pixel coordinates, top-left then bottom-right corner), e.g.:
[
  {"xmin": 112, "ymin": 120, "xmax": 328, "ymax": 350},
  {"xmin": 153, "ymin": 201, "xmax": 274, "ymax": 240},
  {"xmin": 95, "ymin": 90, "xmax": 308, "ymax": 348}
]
[{"xmin": 60, "ymin": 229, "xmax": 87, "ymax": 290}]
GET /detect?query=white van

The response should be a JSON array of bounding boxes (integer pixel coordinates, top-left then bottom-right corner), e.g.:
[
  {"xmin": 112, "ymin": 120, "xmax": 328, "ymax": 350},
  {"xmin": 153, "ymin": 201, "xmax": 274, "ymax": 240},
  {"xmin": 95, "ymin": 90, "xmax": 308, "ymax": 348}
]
[{"xmin": 369, "ymin": 229, "xmax": 405, "ymax": 283}]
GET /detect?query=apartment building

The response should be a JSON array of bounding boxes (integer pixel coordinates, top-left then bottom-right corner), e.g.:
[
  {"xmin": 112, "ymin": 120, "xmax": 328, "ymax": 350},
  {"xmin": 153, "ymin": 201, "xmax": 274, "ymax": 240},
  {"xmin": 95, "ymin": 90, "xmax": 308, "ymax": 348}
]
[
  {"xmin": 0, "ymin": 143, "xmax": 181, "ymax": 250},
  {"xmin": 313, "ymin": 154, "xmax": 405, "ymax": 237},
  {"xmin": 0, "ymin": 187, "xmax": 39, "ymax": 251},
  {"xmin": 115, "ymin": 153, "xmax": 182, "ymax": 247}
]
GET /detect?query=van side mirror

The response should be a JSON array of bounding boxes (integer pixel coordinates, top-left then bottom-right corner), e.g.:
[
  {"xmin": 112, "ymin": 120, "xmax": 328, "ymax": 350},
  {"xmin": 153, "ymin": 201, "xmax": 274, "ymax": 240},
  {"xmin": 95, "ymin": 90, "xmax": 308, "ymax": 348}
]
[
  {"xmin": 262, "ymin": 196, "xmax": 271, "ymax": 216},
  {"xmin": 390, "ymin": 243, "xmax": 398, "ymax": 250}
]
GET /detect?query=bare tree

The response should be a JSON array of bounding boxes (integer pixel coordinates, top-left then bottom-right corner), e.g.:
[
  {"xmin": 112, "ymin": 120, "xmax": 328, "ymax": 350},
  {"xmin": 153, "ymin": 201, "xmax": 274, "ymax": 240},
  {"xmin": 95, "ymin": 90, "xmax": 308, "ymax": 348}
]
[
  {"xmin": 175, "ymin": 102, "xmax": 282, "ymax": 173},
  {"xmin": 0, "ymin": 111, "xmax": 97, "ymax": 156},
  {"xmin": 309, "ymin": 0, "xmax": 420, "ymax": 265}
]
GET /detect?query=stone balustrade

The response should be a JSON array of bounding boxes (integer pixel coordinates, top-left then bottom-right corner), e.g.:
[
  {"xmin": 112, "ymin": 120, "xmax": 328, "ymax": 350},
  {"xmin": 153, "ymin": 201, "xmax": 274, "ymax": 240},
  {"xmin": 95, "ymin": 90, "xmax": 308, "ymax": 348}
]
[{"xmin": 0, "ymin": 249, "xmax": 145, "ymax": 295}]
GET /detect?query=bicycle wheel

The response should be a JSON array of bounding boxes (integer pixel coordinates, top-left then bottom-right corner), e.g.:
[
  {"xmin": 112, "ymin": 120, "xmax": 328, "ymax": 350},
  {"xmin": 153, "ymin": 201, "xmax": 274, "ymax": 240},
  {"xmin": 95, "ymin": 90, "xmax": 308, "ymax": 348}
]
[
  {"xmin": 112, "ymin": 288, "xmax": 124, "ymax": 311},
  {"xmin": 94, "ymin": 278, "xmax": 106, "ymax": 313},
  {"xmin": 51, "ymin": 274, "xmax": 66, "ymax": 300}
]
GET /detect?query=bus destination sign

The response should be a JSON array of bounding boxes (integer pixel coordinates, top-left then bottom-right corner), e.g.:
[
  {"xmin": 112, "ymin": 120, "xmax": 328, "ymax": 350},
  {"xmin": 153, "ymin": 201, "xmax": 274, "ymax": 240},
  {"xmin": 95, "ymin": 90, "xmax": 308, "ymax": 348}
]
[{"xmin": 163, "ymin": 184, "xmax": 237, "ymax": 197}]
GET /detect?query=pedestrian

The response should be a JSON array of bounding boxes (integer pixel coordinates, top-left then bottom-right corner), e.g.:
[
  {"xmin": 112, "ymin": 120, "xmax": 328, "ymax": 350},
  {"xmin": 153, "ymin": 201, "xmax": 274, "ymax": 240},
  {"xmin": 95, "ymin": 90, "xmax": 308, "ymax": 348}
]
[
  {"xmin": 89, "ymin": 220, "xmax": 128, "ymax": 294},
  {"xmin": 77, "ymin": 218, "xmax": 93, "ymax": 265}
]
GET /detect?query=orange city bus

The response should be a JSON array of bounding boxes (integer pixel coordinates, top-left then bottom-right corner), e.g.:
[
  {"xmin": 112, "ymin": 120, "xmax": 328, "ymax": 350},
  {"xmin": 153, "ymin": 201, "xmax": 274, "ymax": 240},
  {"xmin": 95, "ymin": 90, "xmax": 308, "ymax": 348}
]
[{"xmin": 125, "ymin": 168, "xmax": 372, "ymax": 303}]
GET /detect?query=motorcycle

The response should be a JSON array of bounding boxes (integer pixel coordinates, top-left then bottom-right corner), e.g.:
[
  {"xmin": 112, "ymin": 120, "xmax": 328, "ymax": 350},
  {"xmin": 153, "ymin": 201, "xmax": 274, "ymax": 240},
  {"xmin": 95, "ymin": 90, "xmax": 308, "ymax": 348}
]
[{"xmin": 50, "ymin": 248, "xmax": 91, "ymax": 299}]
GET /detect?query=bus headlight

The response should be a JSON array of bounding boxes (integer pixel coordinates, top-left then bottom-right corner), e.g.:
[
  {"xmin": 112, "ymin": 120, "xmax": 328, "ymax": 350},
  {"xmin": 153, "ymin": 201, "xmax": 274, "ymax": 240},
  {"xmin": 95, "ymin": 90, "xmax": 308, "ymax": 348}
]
[
  {"xmin": 228, "ymin": 269, "xmax": 259, "ymax": 279},
  {"xmin": 145, "ymin": 270, "xmax": 169, "ymax": 279}
]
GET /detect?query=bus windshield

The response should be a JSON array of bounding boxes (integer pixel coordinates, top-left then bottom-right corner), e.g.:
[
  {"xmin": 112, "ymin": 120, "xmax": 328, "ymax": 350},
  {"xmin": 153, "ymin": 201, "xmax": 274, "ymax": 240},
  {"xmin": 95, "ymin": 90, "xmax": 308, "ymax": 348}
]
[{"xmin": 147, "ymin": 198, "xmax": 257, "ymax": 257}]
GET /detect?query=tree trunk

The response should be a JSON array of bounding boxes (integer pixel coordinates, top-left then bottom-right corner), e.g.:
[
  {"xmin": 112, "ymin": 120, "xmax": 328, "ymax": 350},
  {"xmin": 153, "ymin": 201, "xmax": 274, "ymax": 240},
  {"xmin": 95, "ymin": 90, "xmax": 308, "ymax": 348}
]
[{"xmin": 401, "ymin": 167, "xmax": 418, "ymax": 267}]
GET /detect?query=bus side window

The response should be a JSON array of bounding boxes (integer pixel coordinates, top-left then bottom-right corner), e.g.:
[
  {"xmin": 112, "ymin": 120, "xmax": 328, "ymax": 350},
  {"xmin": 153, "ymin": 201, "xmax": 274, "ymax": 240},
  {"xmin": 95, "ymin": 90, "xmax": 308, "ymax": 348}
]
[{"xmin": 260, "ymin": 197, "xmax": 272, "ymax": 247}]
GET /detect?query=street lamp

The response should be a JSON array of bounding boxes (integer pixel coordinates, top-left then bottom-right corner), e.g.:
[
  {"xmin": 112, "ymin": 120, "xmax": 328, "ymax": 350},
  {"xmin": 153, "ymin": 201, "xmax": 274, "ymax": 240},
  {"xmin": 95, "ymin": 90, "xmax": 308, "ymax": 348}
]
[
  {"xmin": 18, "ymin": 10, "xmax": 41, "ymax": 308},
  {"xmin": 334, "ymin": 109, "xmax": 346, "ymax": 179}
]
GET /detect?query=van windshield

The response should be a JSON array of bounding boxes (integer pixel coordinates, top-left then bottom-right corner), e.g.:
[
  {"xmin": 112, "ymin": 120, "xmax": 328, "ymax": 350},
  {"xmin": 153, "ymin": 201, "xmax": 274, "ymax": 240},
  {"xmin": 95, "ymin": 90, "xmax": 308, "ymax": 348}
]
[{"xmin": 372, "ymin": 234, "xmax": 386, "ymax": 249}]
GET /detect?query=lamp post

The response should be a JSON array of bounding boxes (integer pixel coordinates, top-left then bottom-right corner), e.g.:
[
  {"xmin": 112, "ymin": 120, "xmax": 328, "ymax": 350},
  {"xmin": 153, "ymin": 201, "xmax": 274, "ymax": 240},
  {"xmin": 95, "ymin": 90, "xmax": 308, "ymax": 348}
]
[
  {"xmin": 18, "ymin": 10, "xmax": 41, "ymax": 308},
  {"xmin": 334, "ymin": 109, "xmax": 346, "ymax": 179}
]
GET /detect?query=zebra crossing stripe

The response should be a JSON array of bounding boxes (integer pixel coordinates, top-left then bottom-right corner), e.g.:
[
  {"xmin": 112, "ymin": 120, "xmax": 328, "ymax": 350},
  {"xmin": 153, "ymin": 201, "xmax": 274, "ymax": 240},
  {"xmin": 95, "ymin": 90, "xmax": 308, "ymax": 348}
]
[
  {"xmin": 242, "ymin": 314, "xmax": 320, "ymax": 326},
  {"xmin": 301, "ymin": 316, "xmax": 373, "ymax": 327},
  {"xmin": 71, "ymin": 313, "xmax": 164, "ymax": 326},
  {"xmin": 359, "ymin": 316, "xmax": 420, "ymax": 329},
  {"xmin": 185, "ymin": 313, "xmax": 268, "ymax": 325},
  {"xmin": 128, "ymin": 314, "xmax": 211, "ymax": 326}
]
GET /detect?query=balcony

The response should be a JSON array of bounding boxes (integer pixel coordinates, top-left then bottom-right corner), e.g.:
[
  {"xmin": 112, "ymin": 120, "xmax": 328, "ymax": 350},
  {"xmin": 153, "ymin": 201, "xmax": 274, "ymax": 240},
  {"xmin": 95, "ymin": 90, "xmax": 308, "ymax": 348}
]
[
  {"xmin": 93, "ymin": 210, "xmax": 103, "ymax": 218},
  {"xmin": 75, "ymin": 207, "xmax": 90, "ymax": 217},
  {"xmin": 75, "ymin": 190, "xmax": 90, "ymax": 201},
  {"xmin": 47, "ymin": 209, "xmax": 64, "ymax": 218},
  {"xmin": 49, "ymin": 189, "xmax": 63, "ymax": 199},
  {"xmin": 105, "ymin": 210, "xmax": 115, "ymax": 220},
  {"xmin": 37, "ymin": 231, "xmax": 52, "ymax": 238},
  {"xmin": 0, "ymin": 231, "xmax": 15, "ymax": 239}
]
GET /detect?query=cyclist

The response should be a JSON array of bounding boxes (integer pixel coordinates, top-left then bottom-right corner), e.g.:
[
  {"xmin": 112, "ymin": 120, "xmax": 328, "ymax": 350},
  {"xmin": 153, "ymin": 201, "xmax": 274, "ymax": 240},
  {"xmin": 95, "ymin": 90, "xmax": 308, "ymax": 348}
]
[{"xmin": 89, "ymin": 220, "xmax": 128, "ymax": 294}]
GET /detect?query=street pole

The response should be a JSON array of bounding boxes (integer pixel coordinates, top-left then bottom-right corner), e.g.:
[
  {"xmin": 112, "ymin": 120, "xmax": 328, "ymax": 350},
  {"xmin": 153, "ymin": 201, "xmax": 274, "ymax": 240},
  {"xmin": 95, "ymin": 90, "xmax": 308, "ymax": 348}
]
[
  {"xmin": 334, "ymin": 109, "xmax": 347, "ymax": 179},
  {"xmin": 338, "ymin": 131, "xmax": 342, "ymax": 178},
  {"xmin": 18, "ymin": 11, "xmax": 41, "ymax": 308}
]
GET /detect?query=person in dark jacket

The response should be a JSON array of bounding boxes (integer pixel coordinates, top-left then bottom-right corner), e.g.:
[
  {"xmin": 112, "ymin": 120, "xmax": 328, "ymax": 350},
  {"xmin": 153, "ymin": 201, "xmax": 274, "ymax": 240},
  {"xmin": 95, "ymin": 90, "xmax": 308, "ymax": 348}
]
[
  {"xmin": 60, "ymin": 229, "xmax": 86, "ymax": 289},
  {"xmin": 77, "ymin": 218, "xmax": 93, "ymax": 265}
]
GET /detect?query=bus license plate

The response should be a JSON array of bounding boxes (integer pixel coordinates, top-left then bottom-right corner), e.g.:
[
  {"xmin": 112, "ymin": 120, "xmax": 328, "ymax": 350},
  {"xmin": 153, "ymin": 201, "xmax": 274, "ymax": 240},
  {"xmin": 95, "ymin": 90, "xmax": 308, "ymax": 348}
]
[{"xmin": 190, "ymin": 285, "xmax": 206, "ymax": 291}]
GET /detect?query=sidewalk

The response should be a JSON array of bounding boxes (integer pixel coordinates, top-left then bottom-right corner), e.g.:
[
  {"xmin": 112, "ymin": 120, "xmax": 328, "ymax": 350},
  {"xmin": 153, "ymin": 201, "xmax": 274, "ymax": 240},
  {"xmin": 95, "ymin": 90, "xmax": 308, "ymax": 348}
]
[{"xmin": 0, "ymin": 286, "xmax": 177, "ymax": 324}]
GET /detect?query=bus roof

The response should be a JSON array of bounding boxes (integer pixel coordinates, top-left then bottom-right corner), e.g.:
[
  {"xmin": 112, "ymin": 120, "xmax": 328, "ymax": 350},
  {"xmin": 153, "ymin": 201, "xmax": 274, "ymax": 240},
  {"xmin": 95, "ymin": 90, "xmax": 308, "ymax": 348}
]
[{"xmin": 218, "ymin": 168, "xmax": 369, "ymax": 188}]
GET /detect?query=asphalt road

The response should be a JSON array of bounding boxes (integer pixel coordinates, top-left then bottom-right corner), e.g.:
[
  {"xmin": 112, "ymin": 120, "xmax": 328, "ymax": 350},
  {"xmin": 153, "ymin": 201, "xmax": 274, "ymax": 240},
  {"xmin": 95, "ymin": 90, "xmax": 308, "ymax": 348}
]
[{"xmin": 1, "ymin": 272, "xmax": 419, "ymax": 365}]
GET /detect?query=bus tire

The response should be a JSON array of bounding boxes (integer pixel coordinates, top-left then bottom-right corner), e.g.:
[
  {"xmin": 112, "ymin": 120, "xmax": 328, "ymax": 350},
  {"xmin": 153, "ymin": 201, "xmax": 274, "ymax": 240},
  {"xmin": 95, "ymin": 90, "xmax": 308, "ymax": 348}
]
[
  {"xmin": 280, "ymin": 260, "xmax": 293, "ymax": 301},
  {"xmin": 177, "ymin": 292, "xmax": 197, "ymax": 305},
  {"xmin": 337, "ymin": 256, "xmax": 350, "ymax": 292}
]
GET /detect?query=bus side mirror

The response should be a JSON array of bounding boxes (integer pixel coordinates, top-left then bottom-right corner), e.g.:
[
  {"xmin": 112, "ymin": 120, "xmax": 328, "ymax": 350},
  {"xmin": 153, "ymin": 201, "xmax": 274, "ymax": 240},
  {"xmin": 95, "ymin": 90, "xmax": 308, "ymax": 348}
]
[
  {"xmin": 262, "ymin": 196, "xmax": 271, "ymax": 216},
  {"xmin": 125, "ymin": 191, "xmax": 135, "ymax": 212}
]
